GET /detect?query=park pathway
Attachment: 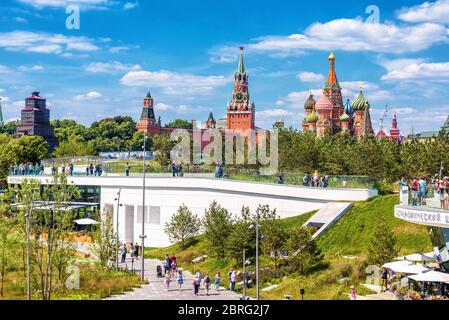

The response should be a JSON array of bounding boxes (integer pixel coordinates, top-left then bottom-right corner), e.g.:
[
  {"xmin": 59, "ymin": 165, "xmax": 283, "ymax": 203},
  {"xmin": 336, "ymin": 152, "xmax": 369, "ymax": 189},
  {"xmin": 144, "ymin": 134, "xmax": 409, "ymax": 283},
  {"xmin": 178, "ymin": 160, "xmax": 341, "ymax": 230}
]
[{"xmin": 104, "ymin": 258, "xmax": 241, "ymax": 300}]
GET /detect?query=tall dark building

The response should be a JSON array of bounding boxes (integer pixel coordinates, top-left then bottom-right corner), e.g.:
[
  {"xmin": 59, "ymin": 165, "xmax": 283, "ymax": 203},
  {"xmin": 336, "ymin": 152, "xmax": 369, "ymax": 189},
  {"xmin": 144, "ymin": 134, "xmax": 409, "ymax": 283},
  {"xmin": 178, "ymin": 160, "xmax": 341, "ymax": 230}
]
[{"xmin": 17, "ymin": 92, "xmax": 58, "ymax": 151}]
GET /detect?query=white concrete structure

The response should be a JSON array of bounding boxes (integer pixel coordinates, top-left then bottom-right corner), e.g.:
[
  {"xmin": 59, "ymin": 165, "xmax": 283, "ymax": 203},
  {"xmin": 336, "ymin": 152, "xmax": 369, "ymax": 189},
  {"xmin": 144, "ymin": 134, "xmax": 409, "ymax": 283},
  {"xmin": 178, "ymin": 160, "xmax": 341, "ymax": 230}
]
[
  {"xmin": 7, "ymin": 175, "xmax": 377, "ymax": 247},
  {"xmin": 303, "ymin": 202, "xmax": 354, "ymax": 238}
]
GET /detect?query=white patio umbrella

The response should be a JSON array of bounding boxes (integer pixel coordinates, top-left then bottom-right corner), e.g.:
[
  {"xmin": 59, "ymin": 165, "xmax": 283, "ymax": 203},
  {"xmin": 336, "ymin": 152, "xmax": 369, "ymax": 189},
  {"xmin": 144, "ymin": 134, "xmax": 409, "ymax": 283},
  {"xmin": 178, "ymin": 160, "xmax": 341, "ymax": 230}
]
[
  {"xmin": 382, "ymin": 260, "xmax": 430, "ymax": 274},
  {"xmin": 74, "ymin": 218, "xmax": 99, "ymax": 225},
  {"xmin": 394, "ymin": 252, "xmax": 436, "ymax": 262},
  {"xmin": 409, "ymin": 271, "xmax": 449, "ymax": 284}
]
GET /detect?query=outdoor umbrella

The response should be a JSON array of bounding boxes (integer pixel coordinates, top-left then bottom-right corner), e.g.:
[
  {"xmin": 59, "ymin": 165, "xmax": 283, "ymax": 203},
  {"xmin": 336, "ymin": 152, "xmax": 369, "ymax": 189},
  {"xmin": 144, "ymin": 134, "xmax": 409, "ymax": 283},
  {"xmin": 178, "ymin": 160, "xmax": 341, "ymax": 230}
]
[
  {"xmin": 382, "ymin": 260, "xmax": 430, "ymax": 274},
  {"xmin": 409, "ymin": 271, "xmax": 449, "ymax": 284},
  {"xmin": 74, "ymin": 218, "xmax": 99, "ymax": 225},
  {"xmin": 394, "ymin": 252, "xmax": 436, "ymax": 262}
]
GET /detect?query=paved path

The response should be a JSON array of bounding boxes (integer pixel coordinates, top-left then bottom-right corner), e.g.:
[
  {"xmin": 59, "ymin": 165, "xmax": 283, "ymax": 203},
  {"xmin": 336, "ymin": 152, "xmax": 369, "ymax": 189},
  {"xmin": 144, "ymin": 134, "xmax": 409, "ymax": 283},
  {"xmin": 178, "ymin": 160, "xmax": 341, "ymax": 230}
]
[{"xmin": 105, "ymin": 258, "xmax": 241, "ymax": 300}]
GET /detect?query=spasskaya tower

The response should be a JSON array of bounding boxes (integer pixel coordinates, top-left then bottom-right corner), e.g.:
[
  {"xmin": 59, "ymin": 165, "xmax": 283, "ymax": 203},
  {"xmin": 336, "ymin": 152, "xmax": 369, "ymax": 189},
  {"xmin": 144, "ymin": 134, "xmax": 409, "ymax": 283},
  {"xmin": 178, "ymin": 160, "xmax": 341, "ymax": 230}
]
[{"xmin": 226, "ymin": 47, "xmax": 255, "ymax": 132}]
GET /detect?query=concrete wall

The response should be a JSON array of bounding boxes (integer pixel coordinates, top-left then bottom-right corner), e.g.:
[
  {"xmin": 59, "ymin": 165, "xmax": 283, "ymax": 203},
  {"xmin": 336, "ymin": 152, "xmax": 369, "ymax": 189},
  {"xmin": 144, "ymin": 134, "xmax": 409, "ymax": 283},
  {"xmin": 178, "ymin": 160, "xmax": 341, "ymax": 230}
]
[{"xmin": 7, "ymin": 176, "xmax": 378, "ymax": 247}]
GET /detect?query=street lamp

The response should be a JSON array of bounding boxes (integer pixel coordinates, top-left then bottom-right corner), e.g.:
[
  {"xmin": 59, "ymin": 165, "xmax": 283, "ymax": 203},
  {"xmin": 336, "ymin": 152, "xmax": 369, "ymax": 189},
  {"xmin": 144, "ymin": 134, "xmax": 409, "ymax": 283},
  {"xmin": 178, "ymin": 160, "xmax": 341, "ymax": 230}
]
[
  {"xmin": 256, "ymin": 210, "xmax": 260, "ymax": 300},
  {"xmin": 114, "ymin": 188, "xmax": 122, "ymax": 272},
  {"xmin": 140, "ymin": 133, "xmax": 147, "ymax": 282},
  {"xmin": 25, "ymin": 207, "xmax": 31, "ymax": 300}
]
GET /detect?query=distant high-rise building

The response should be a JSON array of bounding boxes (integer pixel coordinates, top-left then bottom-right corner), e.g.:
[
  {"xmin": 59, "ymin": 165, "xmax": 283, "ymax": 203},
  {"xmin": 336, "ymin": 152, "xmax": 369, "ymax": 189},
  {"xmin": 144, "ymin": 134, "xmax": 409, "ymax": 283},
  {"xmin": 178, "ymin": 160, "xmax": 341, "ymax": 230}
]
[{"xmin": 17, "ymin": 92, "xmax": 58, "ymax": 151}]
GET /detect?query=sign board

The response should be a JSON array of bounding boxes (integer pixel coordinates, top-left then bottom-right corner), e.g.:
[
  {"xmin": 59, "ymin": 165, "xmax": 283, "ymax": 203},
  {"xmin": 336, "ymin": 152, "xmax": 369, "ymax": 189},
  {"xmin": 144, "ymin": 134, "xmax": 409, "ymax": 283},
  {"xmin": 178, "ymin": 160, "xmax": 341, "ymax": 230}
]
[{"xmin": 395, "ymin": 206, "xmax": 449, "ymax": 228}]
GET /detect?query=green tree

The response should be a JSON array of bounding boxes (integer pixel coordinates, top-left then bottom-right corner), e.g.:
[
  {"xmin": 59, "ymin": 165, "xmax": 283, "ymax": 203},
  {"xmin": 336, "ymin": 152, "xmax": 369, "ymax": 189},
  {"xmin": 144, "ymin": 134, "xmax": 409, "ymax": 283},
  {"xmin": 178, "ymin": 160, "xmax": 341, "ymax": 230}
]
[
  {"xmin": 367, "ymin": 216, "xmax": 399, "ymax": 265},
  {"xmin": 226, "ymin": 206, "xmax": 256, "ymax": 263},
  {"xmin": 0, "ymin": 215, "xmax": 18, "ymax": 296},
  {"xmin": 53, "ymin": 137, "xmax": 96, "ymax": 158},
  {"xmin": 164, "ymin": 204, "xmax": 200, "ymax": 249},
  {"xmin": 164, "ymin": 119, "xmax": 193, "ymax": 129},
  {"xmin": 202, "ymin": 201, "xmax": 234, "ymax": 258},
  {"xmin": 92, "ymin": 210, "xmax": 117, "ymax": 270},
  {"xmin": 287, "ymin": 226, "xmax": 323, "ymax": 274},
  {"xmin": 259, "ymin": 205, "xmax": 287, "ymax": 272},
  {"xmin": 152, "ymin": 133, "xmax": 174, "ymax": 167}
]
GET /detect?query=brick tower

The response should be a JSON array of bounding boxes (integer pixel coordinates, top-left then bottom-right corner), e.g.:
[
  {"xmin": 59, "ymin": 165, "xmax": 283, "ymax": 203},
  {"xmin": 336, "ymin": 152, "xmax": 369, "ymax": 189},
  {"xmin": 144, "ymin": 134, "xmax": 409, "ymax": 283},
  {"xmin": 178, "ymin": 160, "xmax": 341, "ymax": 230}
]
[
  {"xmin": 136, "ymin": 90, "xmax": 160, "ymax": 136},
  {"xmin": 226, "ymin": 47, "xmax": 255, "ymax": 132}
]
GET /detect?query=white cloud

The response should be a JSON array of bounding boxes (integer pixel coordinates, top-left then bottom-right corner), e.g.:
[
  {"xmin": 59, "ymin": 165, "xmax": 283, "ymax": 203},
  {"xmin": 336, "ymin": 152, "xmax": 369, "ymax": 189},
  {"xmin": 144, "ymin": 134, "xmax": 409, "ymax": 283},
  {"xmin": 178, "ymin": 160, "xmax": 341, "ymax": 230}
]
[
  {"xmin": 398, "ymin": 0, "xmax": 449, "ymax": 24},
  {"xmin": 120, "ymin": 70, "xmax": 231, "ymax": 96},
  {"xmin": 14, "ymin": 17, "xmax": 28, "ymax": 23},
  {"xmin": 73, "ymin": 91, "xmax": 103, "ymax": 101},
  {"xmin": 0, "ymin": 88, "xmax": 4, "ymax": 93},
  {"xmin": 109, "ymin": 46, "xmax": 130, "ymax": 53},
  {"xmin": 17, "ymin": 0, "xmax": 112, "ymax": 10},
  {"xmin": 0, "ymin": 31, "xmax": 99, "ymax": 55},
  {"xmin": 0, "ymin": 65, "xmax": 13, "ymax": 73},
  {"xmin": 257, "ymin": 109, "xmax": 293, "ymax": 119},
  {"xmin": 297, "ymin": 72, "xmax": 324, "ymax": 83},
  {"xmin": 85, "ymin": 61, "xmax": 141, "ymax": 74},
  {"xmin": 124, "ymin": 1, "xmax": 138, "ymax": 10},
  {"xmin": 18, "ymin": 65, "xmax": 44, "ymax": 71},
  {"xmin": 381, "ymin": 60, "xmax": 449, "ymax": 81},
  {"xmin": 154, "ymin": 102, "xmax": 173, "ymax": 111},
  {"xmin": 211, "ymin": 18, "xmax": 449, "ymax": 60}
]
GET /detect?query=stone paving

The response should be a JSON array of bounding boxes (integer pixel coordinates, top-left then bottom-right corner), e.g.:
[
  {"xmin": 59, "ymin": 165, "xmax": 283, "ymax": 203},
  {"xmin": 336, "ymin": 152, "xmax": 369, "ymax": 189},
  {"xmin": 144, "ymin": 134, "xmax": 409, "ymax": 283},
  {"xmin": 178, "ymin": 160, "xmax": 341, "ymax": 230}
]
[{"xmin": 105, "ymin": 258, "xmax": 241, "ymax": 300}]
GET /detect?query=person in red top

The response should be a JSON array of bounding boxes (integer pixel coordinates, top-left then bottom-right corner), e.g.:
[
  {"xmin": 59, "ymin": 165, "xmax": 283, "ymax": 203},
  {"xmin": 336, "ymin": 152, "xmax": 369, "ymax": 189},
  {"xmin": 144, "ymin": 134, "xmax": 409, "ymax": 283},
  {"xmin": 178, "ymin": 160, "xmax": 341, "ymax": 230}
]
[
  {"xmin": 409, "ymin": 177, "xmax": 419, "ymax": 206},
  {"xmin": 170, "ymin": 254, "xmax": 177, "ymax": 266}
]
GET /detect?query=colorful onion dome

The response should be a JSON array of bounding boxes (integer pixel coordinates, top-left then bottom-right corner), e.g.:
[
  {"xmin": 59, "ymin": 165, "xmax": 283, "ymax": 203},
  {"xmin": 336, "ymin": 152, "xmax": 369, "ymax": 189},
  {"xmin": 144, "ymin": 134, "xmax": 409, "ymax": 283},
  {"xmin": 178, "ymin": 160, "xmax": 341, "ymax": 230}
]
[
  {"xmin": 340, "ymin": 112, "xmax": 350, "ymax": 122},
  {"xmin": 304, "ymin": 93, "xmax": 316, "ymax": 110},
  {"xmin": 344, "ymin": 98, "xmax": 354, "ymax": 115},
  {"xmin": 315, "ymin": 94, "xmax": 333, "ymax": 111},
  {"xmin": 352, "ymin": 89, "xmax": 369, "ymax": 111},
  {"xmin": 306, "ymin": 108, "xmax": 318, "ymax": 122},
  {"xmin": 328, "ymin": 51, "xmax": 336, "ymax": 60}
]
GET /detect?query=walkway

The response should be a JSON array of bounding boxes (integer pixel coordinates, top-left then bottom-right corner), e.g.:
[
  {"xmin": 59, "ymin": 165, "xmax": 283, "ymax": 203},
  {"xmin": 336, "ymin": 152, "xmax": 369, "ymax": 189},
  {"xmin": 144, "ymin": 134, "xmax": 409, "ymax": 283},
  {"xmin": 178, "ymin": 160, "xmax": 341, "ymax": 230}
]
[{"xmin": 105, "ymin": 258, "xmax": 241, "ymax": 300}]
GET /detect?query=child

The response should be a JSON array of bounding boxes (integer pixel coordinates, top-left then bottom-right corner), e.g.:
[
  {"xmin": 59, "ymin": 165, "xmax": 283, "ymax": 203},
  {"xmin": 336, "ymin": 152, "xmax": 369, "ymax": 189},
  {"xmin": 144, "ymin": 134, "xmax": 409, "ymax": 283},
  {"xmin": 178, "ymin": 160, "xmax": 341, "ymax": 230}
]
[
  {"xmin": 350, "ymin": 285, "xmax": 357, "ymax": 300},
  {"xmin": 164, "ymin": 271, "xmax": 171, "ymax": 290},
  {"xmin": 177, "ymin": 270, "xmax": 184, "ymax": 290},
  {"xmin": 214, "ymin": 272, "xmax": 221, "ymax": 290}
]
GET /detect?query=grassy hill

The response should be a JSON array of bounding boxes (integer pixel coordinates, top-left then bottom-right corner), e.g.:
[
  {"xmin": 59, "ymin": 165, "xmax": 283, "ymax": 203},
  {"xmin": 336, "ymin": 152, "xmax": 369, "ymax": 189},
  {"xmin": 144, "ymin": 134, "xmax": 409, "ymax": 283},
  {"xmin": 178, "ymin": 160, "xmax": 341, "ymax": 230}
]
[
  {"xmin": 318, "ymin": 195, "xmax": 432, "ymax": 256},
  {"xmin": 145, "ymin": 195, "xmax": 432, "ymax": 300}
]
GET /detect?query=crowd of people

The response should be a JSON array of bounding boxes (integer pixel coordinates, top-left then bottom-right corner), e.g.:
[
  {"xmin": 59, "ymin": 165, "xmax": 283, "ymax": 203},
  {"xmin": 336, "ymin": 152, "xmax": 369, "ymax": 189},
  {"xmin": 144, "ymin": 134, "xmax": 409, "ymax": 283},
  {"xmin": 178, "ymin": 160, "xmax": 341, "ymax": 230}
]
[
  {"xmin": 120, "ymin": 242, "xmax": 141, "ymax": 263},
  {"xmin": 171, "ymin": 161, "xmax": 184, "ymax": 177},
  {"xmin": 9, "ymin": 162, "xmax": 45, "ymax": 176},
  {"xmin": 160, "ymin": 254, "xmax": 250, "ymax": 297},
  {"xmin": 400, "ymin": 175, "xmax": 449, "ymax": 209},
  {"xmin": 85, "ymin": 163, "xmax": 103, "ymax": 176},
  {"xmin": 302, "ymin": 172, "xmax": 330, "ymax": 188}
]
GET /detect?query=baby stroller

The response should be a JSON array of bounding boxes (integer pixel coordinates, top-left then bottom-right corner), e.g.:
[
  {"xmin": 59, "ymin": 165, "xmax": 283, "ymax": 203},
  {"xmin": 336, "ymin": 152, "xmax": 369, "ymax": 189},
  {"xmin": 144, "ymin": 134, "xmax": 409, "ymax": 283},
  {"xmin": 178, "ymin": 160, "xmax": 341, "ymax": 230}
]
[{"xmin": 156, "ymin": 265, "xmax": 163, "ymax": 278}]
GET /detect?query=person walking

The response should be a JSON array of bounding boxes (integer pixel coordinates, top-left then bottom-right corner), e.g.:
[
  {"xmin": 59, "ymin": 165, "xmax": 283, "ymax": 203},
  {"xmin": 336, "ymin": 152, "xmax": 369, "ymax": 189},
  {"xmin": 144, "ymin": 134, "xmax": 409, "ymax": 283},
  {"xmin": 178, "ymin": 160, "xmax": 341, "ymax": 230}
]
[
  {"xmin": 193, "ymin": 275, "xmax": 200, "ymax": 296},
  {"xmin": 69, "ymin": 163, "xmax": 74, "ymax": 176},
  {"xmin": 134, "ymin": 243, "xmax": 139, "ymax": 260},
  {"xmin": 171, "ymin": 161, "xmax": 177, "ymax": 177},
  {"xmin": 204, "ymin": 272, "xmax": 211, "ymax": 296},
  {"xmin": 86, "ymin": 165, "xmax": 90, "ymax": 176},
  {"xmin": 164, "ymin": 254, "xmax": 171, "ymax": 275},
  {"xmin": 177, "ymin": 270, "xmax": 184, "ymax": 291},
  {"xmin": 89, "ymin": 163, "xmax": 94, "ymax": 175},
  {"xmin": 418, "ymin": 177, "xmax": 427, "ymax": 205},
  {"xmin": 214, "ymin": 272, "xmax": 221, "ymax": 291},
  {"xmin": 350, "ymin": 286, "xmax": 357, "ymax": 300},
  {"xmin": 125, "ymin": 162, "xmax": 131, "ymax": 176},
  {"xmin": 130, "ymin": 243, "xmax": 135, "ymax": 258},
  {"xmin": 380, "ymin": 267, "xmax": 388, "ymax": 292},
  {"xmin": 230, "ymin": 270, "xmax": 236, "ymax": 292},
  {"xmin": 409, "ymin": 177, "xmax": 419, "ymax": 206},
  {"xmin": 121, "ymin": 244, "xmax": 127, "ymax": 263}
]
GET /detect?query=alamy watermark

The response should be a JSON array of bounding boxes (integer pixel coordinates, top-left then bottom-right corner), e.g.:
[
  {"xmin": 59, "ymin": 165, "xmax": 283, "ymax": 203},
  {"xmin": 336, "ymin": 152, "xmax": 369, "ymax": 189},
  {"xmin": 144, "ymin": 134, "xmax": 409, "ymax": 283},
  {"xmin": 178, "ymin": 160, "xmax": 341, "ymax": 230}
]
[
  {"xmin": 365, "ymin": 5, "xmax": 380, "ymax": 24},
  {"xmin": 169, "ymin": 128, "xmax": 279, "ymax": 175},
  {"xmin": 66, "ymin": 5, "xmax": 80, "ymax": 30}
]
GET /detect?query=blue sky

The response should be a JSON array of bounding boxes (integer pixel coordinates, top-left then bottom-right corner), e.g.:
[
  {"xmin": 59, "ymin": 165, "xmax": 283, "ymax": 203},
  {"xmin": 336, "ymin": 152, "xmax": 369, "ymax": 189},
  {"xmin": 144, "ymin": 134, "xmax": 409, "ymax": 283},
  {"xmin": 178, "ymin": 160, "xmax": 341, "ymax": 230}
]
[{"xmin": 1, "ymin": 0, "xmax": 449, "ymax": 134}]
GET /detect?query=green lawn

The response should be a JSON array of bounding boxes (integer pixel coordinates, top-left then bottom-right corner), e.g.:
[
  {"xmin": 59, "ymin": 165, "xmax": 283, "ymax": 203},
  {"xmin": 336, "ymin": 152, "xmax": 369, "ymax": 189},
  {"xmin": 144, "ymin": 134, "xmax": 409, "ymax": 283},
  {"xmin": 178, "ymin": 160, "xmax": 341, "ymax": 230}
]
[{"xmin": 145, "ymin": 194, "xmax": 433, "ymax": 300}]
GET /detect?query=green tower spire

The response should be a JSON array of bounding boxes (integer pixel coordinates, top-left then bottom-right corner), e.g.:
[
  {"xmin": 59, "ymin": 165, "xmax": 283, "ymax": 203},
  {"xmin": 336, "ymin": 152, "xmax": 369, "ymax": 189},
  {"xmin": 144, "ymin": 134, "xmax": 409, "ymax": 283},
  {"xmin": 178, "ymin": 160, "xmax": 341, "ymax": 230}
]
[{"xmin": 236, "ymin": 46, "xmax": 245, "ymax": 74}]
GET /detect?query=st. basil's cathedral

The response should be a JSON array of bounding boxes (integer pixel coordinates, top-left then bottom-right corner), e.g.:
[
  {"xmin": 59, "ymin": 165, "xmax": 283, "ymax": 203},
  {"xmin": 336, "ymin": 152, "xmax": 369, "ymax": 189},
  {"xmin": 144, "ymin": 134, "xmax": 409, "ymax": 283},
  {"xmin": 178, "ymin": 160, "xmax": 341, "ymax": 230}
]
[{"xmin": 301, "ymin": 52, "xmax": 376, "ymax": 138}]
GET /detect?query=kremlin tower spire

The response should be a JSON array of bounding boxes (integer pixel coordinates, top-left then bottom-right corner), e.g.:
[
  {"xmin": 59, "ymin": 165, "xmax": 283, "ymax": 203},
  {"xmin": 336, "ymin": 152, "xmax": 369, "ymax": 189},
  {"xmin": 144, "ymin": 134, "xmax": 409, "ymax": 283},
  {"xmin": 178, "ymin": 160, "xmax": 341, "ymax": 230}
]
[
  {"xmin": 389, "ymin": 112, "xmax": 401, "ymax": 143},
  {"xmin": 226, "ymin": 46, "xmax": 255, "ymax": 131},
  {"xmin": 137, "ymin": 89, "xmax": 161, "ymax": 135}
]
